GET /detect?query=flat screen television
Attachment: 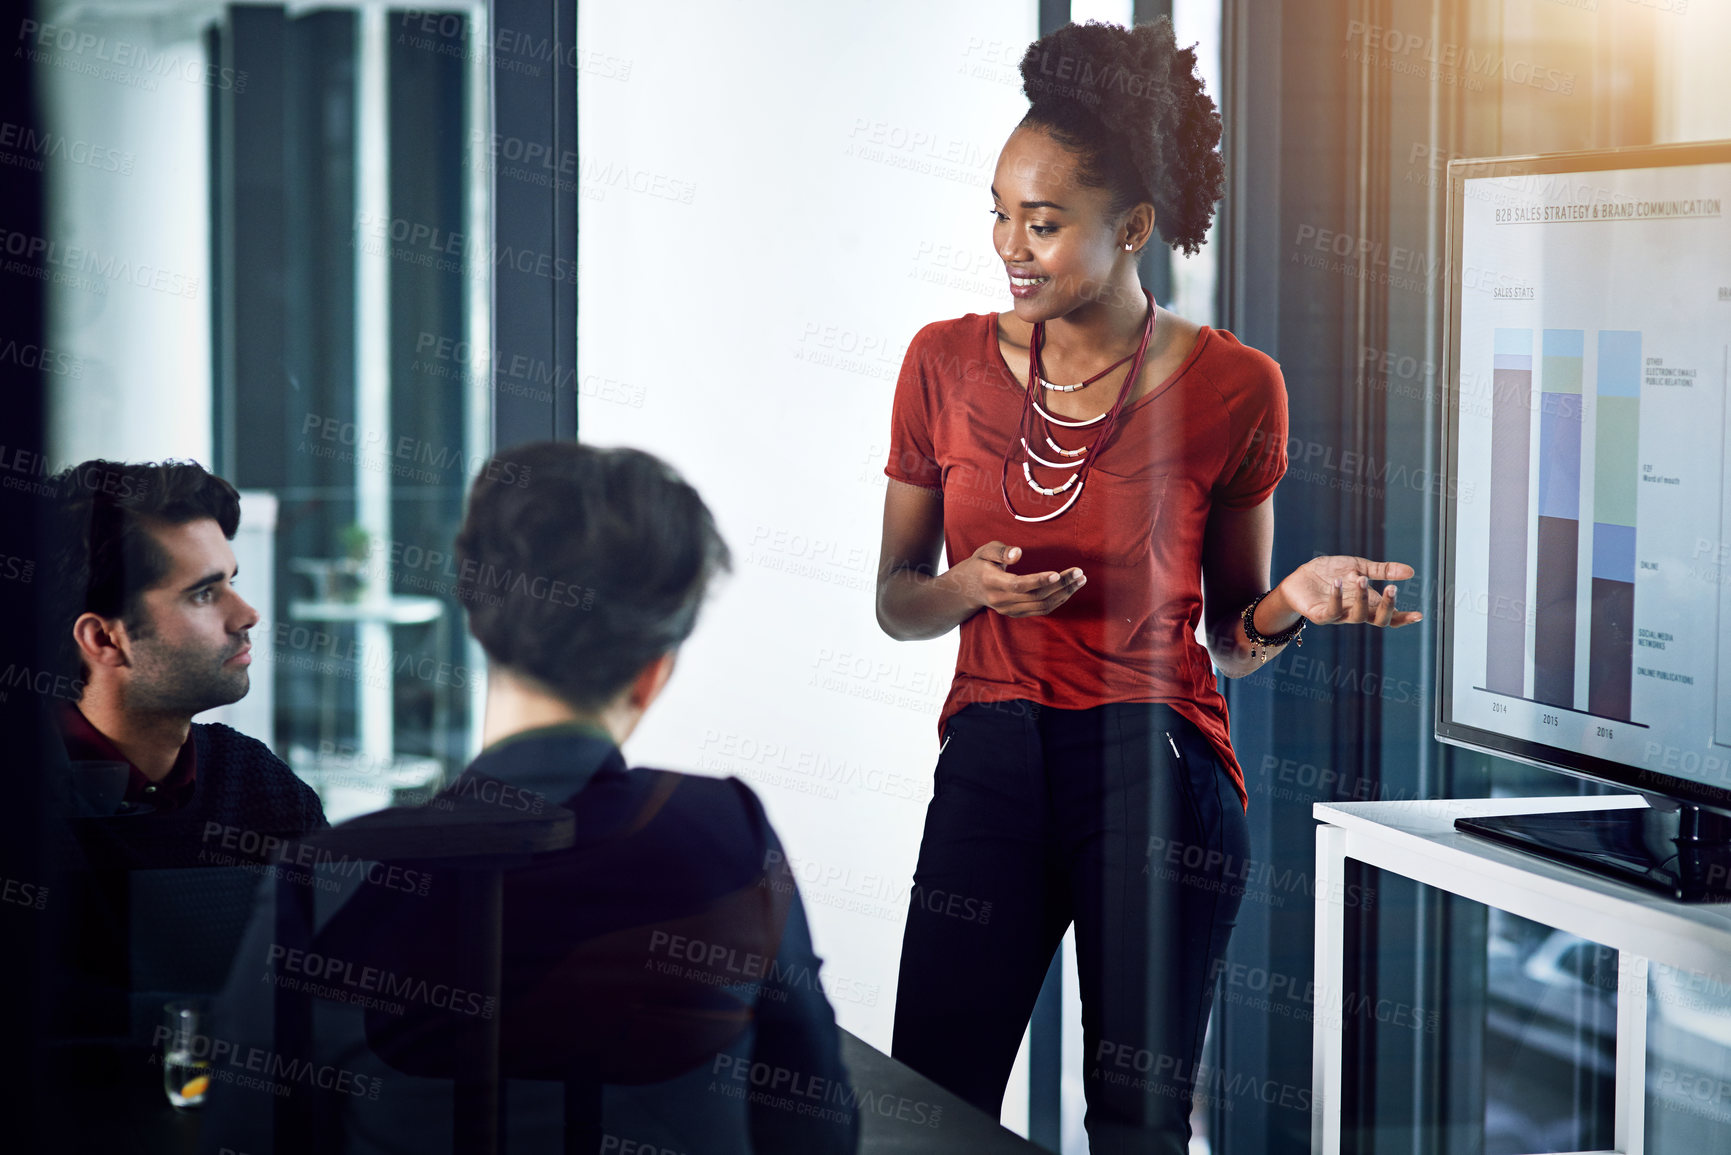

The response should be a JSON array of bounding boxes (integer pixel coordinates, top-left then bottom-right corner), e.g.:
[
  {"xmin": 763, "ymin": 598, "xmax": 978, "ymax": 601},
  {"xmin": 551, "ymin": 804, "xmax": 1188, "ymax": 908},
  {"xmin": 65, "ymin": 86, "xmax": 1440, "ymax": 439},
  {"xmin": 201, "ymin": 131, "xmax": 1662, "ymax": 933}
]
[{"xmin": 1436, "ymin": 139, "xmax": 1731, "ymax": 901}]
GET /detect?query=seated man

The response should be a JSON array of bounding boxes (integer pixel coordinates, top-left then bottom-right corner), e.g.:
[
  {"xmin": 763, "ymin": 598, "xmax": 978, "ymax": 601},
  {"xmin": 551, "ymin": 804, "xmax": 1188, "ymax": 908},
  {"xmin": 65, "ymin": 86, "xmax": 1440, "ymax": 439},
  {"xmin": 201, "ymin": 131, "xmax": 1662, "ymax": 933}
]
[
  {"xmin": 202, "ymin": 442, "xmax": 858, "ymax": 1154},
  {"xmin": 46, "ymin": 458, "xmax": 326, "ymax": 866},
  {"xmin": 41, "ymin": 460, "xmax": 327, "ymax": 1055}
]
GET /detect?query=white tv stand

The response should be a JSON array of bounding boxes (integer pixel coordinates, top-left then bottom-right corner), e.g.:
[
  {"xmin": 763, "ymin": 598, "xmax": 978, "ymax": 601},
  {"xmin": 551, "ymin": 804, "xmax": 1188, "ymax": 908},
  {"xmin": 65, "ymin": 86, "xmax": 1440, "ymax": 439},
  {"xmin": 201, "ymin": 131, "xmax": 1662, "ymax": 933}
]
[{"xmin": 1312, "ymin": 794, "xmax": 1731, "ymax": 1155}]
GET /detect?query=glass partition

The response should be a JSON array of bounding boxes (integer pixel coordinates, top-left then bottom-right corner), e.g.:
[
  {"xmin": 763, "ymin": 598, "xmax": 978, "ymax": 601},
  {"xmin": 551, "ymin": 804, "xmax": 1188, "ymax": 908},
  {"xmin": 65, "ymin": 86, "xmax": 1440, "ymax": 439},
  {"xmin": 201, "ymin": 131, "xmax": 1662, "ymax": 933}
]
[{"xmin": 38, "ymin": 0, "xmax": 494, "ymax": 821}]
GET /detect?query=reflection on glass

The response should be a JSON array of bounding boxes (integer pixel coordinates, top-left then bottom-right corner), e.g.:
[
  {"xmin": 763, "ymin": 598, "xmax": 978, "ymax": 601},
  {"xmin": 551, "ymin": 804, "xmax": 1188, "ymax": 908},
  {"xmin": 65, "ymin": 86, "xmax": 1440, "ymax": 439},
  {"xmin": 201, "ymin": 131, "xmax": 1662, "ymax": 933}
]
[
  {"xmin": 41, "ymin": 2, "xmax": 492, "ymax": 825},
  {"xmin": 211, "ymin": 5, "xmax": 490, "ymax": 822},
  {"xmin": 65, "ymin": 759, "xmax": 131, "ymax": 816},
  {"xmin": 1647, "ymin": 954, "xmax": 1731, "ymax": 1148},
  {"xmin": 1484, "ymin": 912, "xmax": 1615, "ymax": 1153}
]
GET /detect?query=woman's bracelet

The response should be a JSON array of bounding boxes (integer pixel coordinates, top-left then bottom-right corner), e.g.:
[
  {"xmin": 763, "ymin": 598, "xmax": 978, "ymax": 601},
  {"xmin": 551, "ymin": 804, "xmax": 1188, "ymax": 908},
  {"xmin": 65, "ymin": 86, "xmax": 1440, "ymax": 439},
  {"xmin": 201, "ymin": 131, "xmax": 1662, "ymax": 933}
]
[{"xmin": 1241, "ymin": 590, "xmax": 1306, "ymax": 662}]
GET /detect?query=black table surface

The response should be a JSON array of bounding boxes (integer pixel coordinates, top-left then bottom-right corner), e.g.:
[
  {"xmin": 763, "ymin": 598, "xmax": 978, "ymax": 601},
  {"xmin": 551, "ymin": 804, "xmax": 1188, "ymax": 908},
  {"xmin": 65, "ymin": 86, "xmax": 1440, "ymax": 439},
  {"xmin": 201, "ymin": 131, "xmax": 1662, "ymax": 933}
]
[
  {"xmin": 53, "ymin": 1041, "xmax": 201, "ymax": 1154},
  {"xmin": 56, "ymin": 1030, "xmax": 1040, "ymax": 1154},
  {"xmin": 839, "ymin": 1029, "xmax": 1044, "ymax": 1154}
]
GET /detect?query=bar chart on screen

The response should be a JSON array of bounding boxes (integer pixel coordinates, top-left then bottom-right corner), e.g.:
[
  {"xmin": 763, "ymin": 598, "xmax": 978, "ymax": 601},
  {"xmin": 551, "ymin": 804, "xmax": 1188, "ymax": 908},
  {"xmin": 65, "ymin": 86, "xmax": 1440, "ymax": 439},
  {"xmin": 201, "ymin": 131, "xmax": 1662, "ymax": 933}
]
[
  {"xmin": 1483, "ymin": 326, "xmax": 1647, "ymax": 724},
  {"xmin": 1447, "ymin": 155, "xmax": 1731, "ymax": 784}
]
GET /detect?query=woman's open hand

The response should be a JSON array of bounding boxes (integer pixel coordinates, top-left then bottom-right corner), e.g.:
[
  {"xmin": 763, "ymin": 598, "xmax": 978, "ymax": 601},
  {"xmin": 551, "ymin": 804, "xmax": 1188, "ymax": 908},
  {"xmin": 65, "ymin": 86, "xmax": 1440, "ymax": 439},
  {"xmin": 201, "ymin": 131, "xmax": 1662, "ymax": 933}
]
[
  {"xmin": 1277, "ymin": 556, "xmax": 1423, "ymax": 629},
  {"xmin": 949, "ymin": 542, "xmax": 1086, "ymax": 619}
]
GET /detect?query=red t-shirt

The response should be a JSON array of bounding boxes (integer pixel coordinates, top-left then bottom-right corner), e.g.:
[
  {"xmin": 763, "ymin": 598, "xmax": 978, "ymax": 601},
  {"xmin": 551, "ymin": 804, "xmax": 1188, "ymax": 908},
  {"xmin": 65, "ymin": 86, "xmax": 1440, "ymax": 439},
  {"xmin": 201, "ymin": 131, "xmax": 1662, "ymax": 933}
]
[{"xmin": 884, "ymin": 313, "xmax": 1288, "ymax": 807}]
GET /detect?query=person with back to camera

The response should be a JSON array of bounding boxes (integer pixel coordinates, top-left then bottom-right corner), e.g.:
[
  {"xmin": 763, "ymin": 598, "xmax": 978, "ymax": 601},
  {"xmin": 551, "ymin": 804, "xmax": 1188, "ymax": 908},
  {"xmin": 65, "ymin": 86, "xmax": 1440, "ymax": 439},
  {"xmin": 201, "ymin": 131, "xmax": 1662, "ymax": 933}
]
[
  {"xmin": 200, "ymin": 442, "xmax": 858, "ymax": 1155},
  {"xmin": 876, "ymin": 20, "xmax": 1421, "ymax": 1153}
]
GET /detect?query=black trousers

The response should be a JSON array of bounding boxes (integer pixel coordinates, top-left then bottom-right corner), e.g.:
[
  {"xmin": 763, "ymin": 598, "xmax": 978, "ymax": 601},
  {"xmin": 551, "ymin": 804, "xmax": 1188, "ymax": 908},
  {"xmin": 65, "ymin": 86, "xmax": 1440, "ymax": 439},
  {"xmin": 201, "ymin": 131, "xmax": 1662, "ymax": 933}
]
[{"xmin": 891, "ymin": 700, "xmax": 1250, "ymax": 1155}]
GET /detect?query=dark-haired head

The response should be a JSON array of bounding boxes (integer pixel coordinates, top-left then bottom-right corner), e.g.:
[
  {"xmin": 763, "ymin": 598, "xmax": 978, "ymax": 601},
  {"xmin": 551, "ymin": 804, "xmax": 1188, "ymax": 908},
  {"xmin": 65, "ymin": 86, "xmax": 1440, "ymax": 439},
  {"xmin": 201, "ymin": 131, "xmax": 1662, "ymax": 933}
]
[
  {"xmin": 455, "ymin": 442, "xmax": 730, "ymax": 713},
  {"xmin": 47, "ymin": 459, "xmax": 243, "ymax": 686},
  {"xmin": 1017, "ymin": 18, "xmax": 1224, "ymax": 257}
]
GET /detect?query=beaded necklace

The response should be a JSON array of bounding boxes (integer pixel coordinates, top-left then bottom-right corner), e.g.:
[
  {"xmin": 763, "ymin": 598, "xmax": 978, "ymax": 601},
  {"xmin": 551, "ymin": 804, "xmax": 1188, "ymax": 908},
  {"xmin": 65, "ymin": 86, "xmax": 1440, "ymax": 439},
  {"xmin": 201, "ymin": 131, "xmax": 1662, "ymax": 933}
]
[{"xmin": 1000, "ymin": 291, "xmax": 1156, "ymax": 523}]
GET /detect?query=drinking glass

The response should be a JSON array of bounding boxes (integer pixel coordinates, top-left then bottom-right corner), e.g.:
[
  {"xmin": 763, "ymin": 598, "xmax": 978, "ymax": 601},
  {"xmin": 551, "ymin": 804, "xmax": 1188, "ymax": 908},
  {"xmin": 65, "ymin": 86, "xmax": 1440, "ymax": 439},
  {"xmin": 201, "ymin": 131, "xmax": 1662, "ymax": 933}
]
[{"xmin": 161, "ymin": 1000, "xmax": 211, "ymax": 1109}]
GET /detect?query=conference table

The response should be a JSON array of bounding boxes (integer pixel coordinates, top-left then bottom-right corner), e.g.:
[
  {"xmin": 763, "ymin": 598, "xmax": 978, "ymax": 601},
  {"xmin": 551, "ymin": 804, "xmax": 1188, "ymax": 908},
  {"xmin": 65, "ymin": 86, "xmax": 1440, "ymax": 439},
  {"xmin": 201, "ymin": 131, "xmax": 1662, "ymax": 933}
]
[
  {"xmin": 61, "ymin": 1029, "xmax": 1041, "ymax": 1154},
  {"xmin": 61, "ymin": 796, "xmax": 1043, "ymax": 1153}
]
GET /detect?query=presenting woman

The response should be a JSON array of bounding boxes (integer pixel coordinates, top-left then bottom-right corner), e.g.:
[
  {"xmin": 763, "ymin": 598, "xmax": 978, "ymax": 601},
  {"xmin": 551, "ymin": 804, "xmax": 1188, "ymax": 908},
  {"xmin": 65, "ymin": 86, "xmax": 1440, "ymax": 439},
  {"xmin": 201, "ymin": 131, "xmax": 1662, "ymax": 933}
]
[{"xmin": 875, "ymin": 19, "xmax": 1420, "ymax": 1153}]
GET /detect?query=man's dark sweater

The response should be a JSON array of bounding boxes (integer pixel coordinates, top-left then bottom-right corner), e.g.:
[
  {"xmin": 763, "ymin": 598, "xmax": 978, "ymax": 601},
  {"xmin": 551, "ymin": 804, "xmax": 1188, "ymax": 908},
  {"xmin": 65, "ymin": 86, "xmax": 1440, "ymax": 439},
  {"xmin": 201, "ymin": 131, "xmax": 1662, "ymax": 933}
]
[
  {"xmin": 64, "ymin": 718, "xmax": 328, "ymax": 871},
  {"xmin": 53, "ymin": 716, "xmax": 327, "ymax": 1045}
]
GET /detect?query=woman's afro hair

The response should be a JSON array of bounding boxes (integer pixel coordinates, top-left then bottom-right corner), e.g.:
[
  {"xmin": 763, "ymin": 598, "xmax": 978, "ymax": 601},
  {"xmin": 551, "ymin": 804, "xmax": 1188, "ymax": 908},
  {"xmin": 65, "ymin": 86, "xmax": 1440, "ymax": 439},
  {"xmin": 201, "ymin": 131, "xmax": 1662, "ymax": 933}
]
[{"xmin": 1018, "ymin": 18, "xmax": 1225, "ymax": 256}]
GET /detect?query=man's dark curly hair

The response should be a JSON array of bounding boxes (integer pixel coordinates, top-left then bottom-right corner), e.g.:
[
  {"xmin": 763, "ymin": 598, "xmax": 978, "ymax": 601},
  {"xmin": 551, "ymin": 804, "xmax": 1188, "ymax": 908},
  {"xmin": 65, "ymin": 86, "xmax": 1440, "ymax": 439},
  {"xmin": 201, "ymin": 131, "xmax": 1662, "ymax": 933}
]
[
  {"xmin": 1019, "ymin": 18, "xmax": 1225, "ymax": 256},
  {"xmin": 46, "ymin": 459, "xmax": 242, "ymax": 683},
  {"xmin": 455, "ymin": 442, "xmax": 730, "ymax": 711}
]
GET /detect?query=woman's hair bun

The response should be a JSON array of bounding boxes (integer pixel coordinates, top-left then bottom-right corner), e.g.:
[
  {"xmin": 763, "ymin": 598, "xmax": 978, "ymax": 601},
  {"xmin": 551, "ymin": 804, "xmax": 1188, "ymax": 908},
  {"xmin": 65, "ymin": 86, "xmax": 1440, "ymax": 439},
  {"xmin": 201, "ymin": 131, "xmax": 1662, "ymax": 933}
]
[{"xmin": 1018, "ymin": 18, "xmax": 1224, "ymax": 256}]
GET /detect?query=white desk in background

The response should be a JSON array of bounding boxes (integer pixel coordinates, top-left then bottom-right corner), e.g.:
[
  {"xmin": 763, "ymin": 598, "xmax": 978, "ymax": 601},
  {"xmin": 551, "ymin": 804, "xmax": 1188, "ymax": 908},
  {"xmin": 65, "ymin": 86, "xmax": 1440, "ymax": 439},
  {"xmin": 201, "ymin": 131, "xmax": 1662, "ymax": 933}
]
[
  {"xmin": 1312, "ymin": 794, "xmax": 1731, "ymax": 1155},
  {"xmin": 287, "ymin": 595, "xmax": 448, "ymax": 822}
]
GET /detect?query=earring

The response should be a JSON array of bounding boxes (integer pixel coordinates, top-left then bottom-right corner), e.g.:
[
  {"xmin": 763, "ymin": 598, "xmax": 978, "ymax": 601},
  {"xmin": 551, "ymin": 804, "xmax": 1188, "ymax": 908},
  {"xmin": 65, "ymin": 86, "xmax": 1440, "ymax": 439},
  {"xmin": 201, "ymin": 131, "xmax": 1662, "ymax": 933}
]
[{"xmin": 1124, "ymin": 243, "xmax": 1134, "ymax": 251}]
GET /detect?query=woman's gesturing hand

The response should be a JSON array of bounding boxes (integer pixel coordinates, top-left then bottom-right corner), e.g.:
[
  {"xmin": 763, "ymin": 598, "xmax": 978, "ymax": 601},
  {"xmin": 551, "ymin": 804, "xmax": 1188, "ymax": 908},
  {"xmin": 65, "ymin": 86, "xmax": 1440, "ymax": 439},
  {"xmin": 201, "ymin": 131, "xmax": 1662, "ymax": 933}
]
[
  {"xmin": 950, "ymin": 541, "xmax": 1086, "ymax": 619},
  {"xmin": 1276, "ymin": 556, "xmax": 1424, "ymax": 629}
]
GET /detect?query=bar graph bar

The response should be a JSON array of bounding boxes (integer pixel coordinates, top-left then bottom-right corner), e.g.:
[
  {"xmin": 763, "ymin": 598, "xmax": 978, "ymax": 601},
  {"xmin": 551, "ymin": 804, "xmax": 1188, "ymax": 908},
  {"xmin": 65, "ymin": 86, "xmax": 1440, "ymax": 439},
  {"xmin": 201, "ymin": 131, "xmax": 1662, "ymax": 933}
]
[
  {"xmin": 1486, "ymin": 329, "xmax": 1533, "ymax": 696},
  {"xmin": 1534, "ymin": 329, "xmax": 1584, "ymax": 709},
  {"xmin": 1588, "ymin": 331, "xmax": 1640, "ymax": 721}
]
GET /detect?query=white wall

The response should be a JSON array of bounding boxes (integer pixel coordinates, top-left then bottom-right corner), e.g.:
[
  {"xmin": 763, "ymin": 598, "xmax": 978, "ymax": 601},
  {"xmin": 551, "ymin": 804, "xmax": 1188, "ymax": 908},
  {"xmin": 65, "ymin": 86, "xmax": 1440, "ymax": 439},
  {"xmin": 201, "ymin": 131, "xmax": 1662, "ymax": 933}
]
[
  {"xmin": 577, "ymin": 0, "xmax": 1036, "ymax": 1079},
  {"xmin": 579, "ymin": 7, "xmax": 1233, "ymax": 1147},
  {"xmin": 37, "ymin": 7, "xmax": 214, "ymax": 468}
]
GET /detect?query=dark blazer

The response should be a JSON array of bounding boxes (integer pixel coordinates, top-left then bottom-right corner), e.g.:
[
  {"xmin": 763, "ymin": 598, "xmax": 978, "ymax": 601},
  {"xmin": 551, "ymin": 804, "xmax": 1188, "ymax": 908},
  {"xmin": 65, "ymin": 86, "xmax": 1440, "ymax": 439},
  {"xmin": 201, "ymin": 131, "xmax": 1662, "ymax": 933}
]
[{"xmin": 199, "ymin": 725, "xmax": 859, "ymax": 1155}]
